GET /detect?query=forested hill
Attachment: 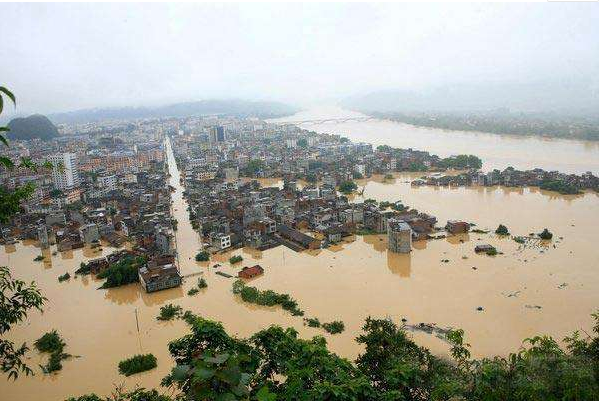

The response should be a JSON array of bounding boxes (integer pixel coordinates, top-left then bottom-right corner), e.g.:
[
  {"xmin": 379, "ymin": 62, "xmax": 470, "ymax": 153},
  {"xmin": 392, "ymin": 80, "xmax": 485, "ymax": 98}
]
[
  {"xmin": 7, "ymin": 114, "xmax": 59, "ymax": 141},
  {"xmin": 48, "ymin": 99, "xmax": 300, "ymax": 124}
]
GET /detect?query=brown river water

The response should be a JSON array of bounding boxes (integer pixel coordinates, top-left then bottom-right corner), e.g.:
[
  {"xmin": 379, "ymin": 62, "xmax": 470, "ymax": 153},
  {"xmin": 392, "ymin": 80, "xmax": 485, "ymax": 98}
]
[
  {"xmin": 272, "ymin": 105, "xmax": 599, "ymax": 174},
  {"xmin": 2, "ymin": 137, "xmax": 599, "ymax": 400}
]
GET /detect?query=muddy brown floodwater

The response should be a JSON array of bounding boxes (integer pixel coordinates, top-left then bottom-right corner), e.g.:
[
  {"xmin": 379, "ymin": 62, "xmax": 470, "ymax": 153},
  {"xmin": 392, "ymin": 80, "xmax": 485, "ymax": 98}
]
[{"xmin": 2, "ymin": 139, "xmax": 598, "ymax": 400}]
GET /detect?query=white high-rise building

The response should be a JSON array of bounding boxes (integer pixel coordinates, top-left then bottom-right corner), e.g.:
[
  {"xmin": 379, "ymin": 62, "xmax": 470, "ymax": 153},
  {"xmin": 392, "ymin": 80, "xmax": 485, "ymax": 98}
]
[{"xmin": 49, "ymin": 153, "xmax": 80, "ymax": 190}]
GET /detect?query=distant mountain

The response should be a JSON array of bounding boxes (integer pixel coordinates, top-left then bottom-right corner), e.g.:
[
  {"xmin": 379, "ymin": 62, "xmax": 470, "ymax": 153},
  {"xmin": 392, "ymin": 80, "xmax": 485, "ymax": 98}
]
[
  {"xmin": 7, "ymin": 114, "xmax": 59, "ymax": 141},
  {"xmin": 343, "ymin": 80, "xmax": 599, "ymax": 116},
  {"xmin": 48, "ymin": 99, "xmax": 300, "ymax": 124}
]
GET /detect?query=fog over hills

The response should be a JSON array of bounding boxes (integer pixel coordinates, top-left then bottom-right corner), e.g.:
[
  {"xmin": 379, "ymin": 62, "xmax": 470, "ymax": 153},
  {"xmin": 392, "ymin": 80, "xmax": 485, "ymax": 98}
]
[
  {"xmin": 47, "ymin": 99, "xmax": 300, "ymax": 124},
  {"xmin": 343, "ymin": 79, "xmax": 599, "ymax": 116}
]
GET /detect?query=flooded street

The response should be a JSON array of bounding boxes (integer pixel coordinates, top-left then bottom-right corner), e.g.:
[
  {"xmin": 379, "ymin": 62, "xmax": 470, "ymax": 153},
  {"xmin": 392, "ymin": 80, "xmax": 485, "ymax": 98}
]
[
  {"xmin": 272, "ymin": 106, "xmax": 599, "ymax": 174},
  {"xmin": 2, "ymin": 139, "xmax": 599, "ymax": 400}
]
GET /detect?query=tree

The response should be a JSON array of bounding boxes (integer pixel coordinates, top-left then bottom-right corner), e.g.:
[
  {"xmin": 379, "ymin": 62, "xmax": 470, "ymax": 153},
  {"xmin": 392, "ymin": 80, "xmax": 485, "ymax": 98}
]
[
  {"xmin": 539, "ymin": 228, "xmax": 553, "ymax": 240},
  {"xmin": 338, "ymin": 180, "xmax": 358, "ymax": 194},
  {"xmin": 0, "ymin": 267, "xmax": 46, "ymax": 379},
  {"xmin": 297, "ymin": 138, "xmax": 308, "ymax": 148},
  {"xmin": 245, "ymin": 159, "xmax": 265, "ymax": 176},
  {"xmin": 195, "ymin": 250, "xmax": 210, "ymax": 261},
  {"xmin": 495, "ymin": 224, "xmax": 509, "ymax": 236},
  {"xmin": 0, "ymin": 86, "xmax": 47, "ymax": 380},
  {"xmin": 69, "ymin": 311, "xmax": 599, "ymax": 400}
]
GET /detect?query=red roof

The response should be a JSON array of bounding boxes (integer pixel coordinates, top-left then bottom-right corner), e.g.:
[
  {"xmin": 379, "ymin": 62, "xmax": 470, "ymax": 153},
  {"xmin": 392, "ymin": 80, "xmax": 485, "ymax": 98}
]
[{"xmin": 238, "ymin": 265, "xmax": 264, "ymax": 279}]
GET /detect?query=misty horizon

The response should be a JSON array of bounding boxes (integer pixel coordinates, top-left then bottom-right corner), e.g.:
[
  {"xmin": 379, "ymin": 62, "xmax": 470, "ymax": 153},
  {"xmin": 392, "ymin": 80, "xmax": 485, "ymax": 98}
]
[{"xmin": 1, "ymin": 2, "xmax": 598, "ymax": 117}]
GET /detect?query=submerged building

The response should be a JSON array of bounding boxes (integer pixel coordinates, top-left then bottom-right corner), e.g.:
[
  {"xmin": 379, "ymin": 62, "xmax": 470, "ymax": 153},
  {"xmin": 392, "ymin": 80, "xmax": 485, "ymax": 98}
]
[
  {"xmin": 139, "ymin": 258, "xmax": 182, "ymax": 293},
  {"xmin": 387, "ymin": 219, "xmax": 412, "ymax": 253}
]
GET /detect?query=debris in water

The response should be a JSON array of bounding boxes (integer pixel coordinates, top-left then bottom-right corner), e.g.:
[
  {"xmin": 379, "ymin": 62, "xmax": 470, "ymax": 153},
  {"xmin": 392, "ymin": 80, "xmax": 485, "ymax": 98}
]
[{"xmin": 525, "ymin": 305, "xmax": 542, "ymax": 309}]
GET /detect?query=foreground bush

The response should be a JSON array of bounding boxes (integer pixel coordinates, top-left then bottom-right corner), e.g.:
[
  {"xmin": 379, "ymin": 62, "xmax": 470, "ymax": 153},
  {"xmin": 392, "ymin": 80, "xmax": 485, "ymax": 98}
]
[{"xmin": 69, "ymin": 311, "xmax": 599, "ymax": 400}]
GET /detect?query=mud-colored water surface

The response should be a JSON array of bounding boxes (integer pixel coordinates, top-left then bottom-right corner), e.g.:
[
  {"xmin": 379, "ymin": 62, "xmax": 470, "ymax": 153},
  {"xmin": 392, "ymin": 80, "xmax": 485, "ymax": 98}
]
[{"xmin": 2, "ymin": 140, "xmax": 598, "ymax": 400}]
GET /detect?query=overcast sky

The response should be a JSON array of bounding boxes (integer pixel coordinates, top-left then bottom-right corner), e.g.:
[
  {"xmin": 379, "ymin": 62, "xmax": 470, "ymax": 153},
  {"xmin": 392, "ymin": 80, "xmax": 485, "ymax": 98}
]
[{"xmin": 1, "ymin": 2, "xmax": 598, "ymax": 115}]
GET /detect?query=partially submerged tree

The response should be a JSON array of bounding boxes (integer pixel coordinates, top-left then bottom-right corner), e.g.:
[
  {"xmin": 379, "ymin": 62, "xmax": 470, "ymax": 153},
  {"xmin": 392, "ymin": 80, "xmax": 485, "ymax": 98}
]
[{"xmin": 0, "ymin": 86, "xmax": 47, "ymax": 380}]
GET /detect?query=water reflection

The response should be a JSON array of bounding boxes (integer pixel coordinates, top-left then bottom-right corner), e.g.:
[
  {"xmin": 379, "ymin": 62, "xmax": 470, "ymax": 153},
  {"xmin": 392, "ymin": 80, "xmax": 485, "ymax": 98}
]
[
  {"xmin": 104, "ymin": 283, "xmax": 185, "ymax": 306},
  {"xmin": 413, "ymin": 240, "xmax": 427, "ymax": 250},
  {"xmin": 362, "ymin": 234, "xmax": 387, "ymax": 253},
  {"xmin": 4, "ymin": 244, "xmax": 16, "ymax": 254},
  {"xmin": 242, "ymin": 247, "xmax": 263, "ymax": 260},
  {"xmin": 61, "ymin": 250, "xmax": 74, "ymax": 259},
  {"xmin": 387, "ymin": 251, "xmax": 411, "ymax": 278},
  {"xmin": 446, "ymin": 234, "xmax": 470, "ymax": 245}
]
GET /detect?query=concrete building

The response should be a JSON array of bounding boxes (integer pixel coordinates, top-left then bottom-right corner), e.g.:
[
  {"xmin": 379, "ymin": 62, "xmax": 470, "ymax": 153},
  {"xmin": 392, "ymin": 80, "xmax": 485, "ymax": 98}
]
[
  {"xmin": 446, "ymin": 220, "xmax": 470, "ymax": 234},
  {"xmin": 37, "ymin": 224, "xmax": 49, "ymax": 248},
  {"xmin": 387, "ymin": 219, "xmax": 412, "ymax": 253},
  {"xmin": 98, "ymin": 174, "xmax": 118, "ymax": 191},
  {"xmin": 49, "ymin": 153, "xmax": 80, "ymax": 190},
  {"xmin": 139, "ymin": 262, "xmax": 182, "ymax": 293},
  {"xmin": 80, "ymin": 223, "xmax": 100, "ymax": 243},
  {"xmin": 156, "ymin": 229, "xmax": 175, "ymax": 255},
  {"xmin": 354, "ymin": 164, "xmax": 366, "ymax": 177},
  {"xmin": 209, "ymin": 126, "xmax": 226, "ymax": 143},
  {"xmin": 212, "ymin": 233, "xmax": 231, "ymax": 250}
]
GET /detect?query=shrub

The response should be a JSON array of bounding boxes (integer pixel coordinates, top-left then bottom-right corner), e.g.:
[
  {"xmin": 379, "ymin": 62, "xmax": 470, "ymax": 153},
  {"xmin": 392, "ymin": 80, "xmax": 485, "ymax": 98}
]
[
  {"xmin": 322, "ymin": 321, "xmax": 345, "ymax": 334},
  {"xmin": 229, "ymin": 255, "xmax": 243, "ymax": 264},
  {"xmin": 97, "ymin": 255, "xmax": 145, "ymax": 288},
  {"xmin": 514, "ymin": 236, "xmax": 525, "ymax": 244},
  {"xmin": 195, "ymin": 251, "xmax": 210, "ymax": 261},
  {"xmin": 187, "ymin": 288, "xmax": 199, "ymax": 296},
  {"xmin": 198, "ymin": 277, "xmax": 208, "ymax": 288},
  {"xmin": 35, "ymin": 330, "xmax": 70, "ymax": 373},
  {"xmin": 304, "ymin": 317, "xmax": 321, "ymax": 328},
  {"xmin": 157, "ymin": 304, "xmax": 183, "ymax": 321},
  {"xmin": 232, "ymin": 280, "xmax": 304, "ymax": 316},
  {"xmin": 539, "ymin": 228, "xmax": 553, "ymax": 240},
  {"xmin": 118, "ymin": 354, "xmax": 157, "ymax": 376},
  {"xmin": 35, "ymin": 330, "xmax": 65, "ymax": 353},
  {"xmin": 338, "ymin": 180, "xmax": 358, "ymax": 194},
  {"xmin": 58, "ymin": 272, "xmax": 71, "ymax": 282},
  {"xmin": 486, "ymin": 248, "xmax": 498, "ymax": 256},
  {"xmin": 75, "ymin": 262, "xmax": 91, "ymax": 275},
  {"xmin": 495, "ymin": 224, "xmax": 509, "ymax": 235}
]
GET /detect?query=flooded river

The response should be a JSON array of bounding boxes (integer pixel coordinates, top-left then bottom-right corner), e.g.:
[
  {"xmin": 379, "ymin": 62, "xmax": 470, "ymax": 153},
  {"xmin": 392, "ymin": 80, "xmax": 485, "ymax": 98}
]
[
  {"xmin": 2, "ymin": 139, "xmax": 599, "ymax": 400},
  {"xmin": 272, "ymin": 105, "xmax": 599, "ymax": 174}
]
